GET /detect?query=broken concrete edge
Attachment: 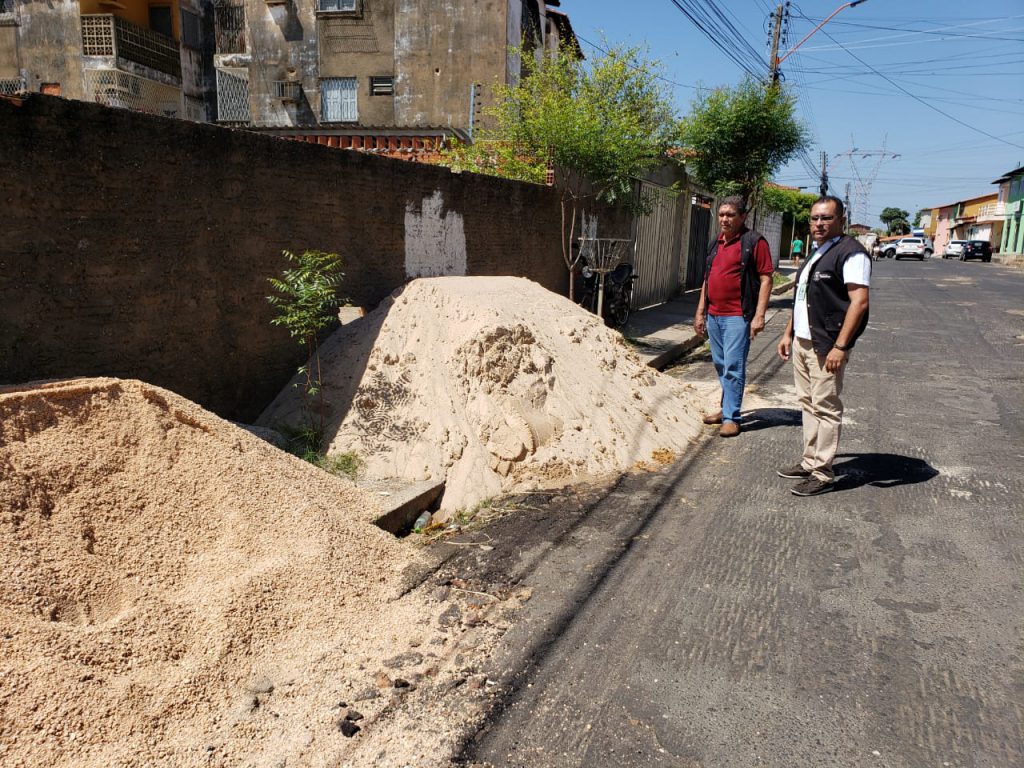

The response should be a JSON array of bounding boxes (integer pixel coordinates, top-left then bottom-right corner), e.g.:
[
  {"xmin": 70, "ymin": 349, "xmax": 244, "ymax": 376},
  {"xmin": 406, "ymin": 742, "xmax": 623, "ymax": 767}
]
[
  {"xmin": 644, "ymin": 334, "xmax": 707, "ymax": 371},
  {"xmin": 370, "ymin": 479, "xmax": 446, "ymax": 535},
  {"xmin": 640, "ymin": 301, "xmax": 793, "ymax": 372},
  {"xmin": 771, "ymin": 279, "xmax": 796, "ymax": 296}
]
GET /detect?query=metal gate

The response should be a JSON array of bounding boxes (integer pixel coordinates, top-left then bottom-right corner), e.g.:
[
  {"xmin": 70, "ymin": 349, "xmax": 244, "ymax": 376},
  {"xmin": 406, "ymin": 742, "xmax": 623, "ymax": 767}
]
[
  {"xmin": 631, "ymin": 181, "xmax": 684, "ymax": 309},
  {"xmin": 685, "ymin": 194, "xmax": 714, "ymax": 289}
]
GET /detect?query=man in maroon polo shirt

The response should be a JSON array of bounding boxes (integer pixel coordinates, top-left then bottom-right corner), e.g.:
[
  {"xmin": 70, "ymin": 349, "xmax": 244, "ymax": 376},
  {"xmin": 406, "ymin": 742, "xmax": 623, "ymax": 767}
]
[{"xmin": 693, "ymin": 196, "xmax": 774, "ymax": 437}]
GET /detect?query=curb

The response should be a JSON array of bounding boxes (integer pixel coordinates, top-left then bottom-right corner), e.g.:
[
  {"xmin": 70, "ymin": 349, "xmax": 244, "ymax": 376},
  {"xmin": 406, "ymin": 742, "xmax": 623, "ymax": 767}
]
[{"xmin": 643, "ymin": 282, "xmax": 794, "ymax": 372}]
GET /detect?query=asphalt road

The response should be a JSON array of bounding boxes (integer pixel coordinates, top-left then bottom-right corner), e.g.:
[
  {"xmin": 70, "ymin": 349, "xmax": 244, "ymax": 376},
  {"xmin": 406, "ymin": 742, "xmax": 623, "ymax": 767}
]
[{"xmin": 460, "ymin": 257, "xmax": 1024, "ymax": 768}]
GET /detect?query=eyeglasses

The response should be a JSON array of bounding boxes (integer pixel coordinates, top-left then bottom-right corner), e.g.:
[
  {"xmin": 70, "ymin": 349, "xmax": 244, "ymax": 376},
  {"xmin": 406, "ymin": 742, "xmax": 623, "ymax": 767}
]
[{"xmin": 809, "ymin": 215, "xmax": 836, "ymax": 222}]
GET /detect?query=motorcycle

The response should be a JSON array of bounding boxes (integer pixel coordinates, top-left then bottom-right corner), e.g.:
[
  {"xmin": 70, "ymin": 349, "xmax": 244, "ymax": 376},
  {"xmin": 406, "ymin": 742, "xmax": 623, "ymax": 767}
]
[{"xmin": 577, "ymin": 262, "xmax": 636, "ymax": 327}]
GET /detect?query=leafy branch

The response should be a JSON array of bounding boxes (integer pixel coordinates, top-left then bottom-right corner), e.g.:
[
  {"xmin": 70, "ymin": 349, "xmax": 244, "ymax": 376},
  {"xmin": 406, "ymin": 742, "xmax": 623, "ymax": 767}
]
[{"xmin": 267, "ymin": 249, "xmax": 344, "ymax": 439}]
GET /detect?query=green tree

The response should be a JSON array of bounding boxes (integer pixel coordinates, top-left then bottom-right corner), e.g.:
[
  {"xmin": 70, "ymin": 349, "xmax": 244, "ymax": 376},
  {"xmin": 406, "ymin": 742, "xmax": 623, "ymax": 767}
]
[
  {"xmin": 676, "ymin": 77, "xmax": 808, "ymax": 202},
  {"xmin": 880, "ymin": 206, "xmax": 911, "ymax": 235},
  {"xmin": 442, "ymin": 43, "xmax": 676, "ymax": 300},
  {"xmin": 913, "ymin": 208, "xmax": 926, "ymax": 227},
  {"xmin": 762, "ymin": 185, "xmax": 819, "ymax": 251},
  {"xmin": 761, "ymin": 185, "xmax": 819, "ymax": 226},
  {"xmin": 266, "ymin": 249, "xmax": 344, "ymax": 442}
]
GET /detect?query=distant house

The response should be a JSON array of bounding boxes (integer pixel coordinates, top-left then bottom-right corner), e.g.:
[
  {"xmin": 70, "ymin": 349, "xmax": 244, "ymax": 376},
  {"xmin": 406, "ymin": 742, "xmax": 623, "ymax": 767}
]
[
  {"xmin": 848, "ymin": 223, "xmax": 871, "ymax": 236},
  {"xmin": 923, "ymin": 193, "xmax": 1001, "ymax": 254},
  {"xmin": 950, "ymin": 192, "xmax": 1001, "ymax": 248},
  {"xmin": 993, "ymin": 166, "xmax": 1024, "ymax": 257}
]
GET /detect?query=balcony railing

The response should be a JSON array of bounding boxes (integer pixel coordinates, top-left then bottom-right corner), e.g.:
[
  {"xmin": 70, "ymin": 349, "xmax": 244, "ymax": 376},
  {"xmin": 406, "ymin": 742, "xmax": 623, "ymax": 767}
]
[
  {"xmin": 83, "ymin": 68, "xmax": 182, "ymax": 118},
  {"xmin": 81, "ymin": 14, "xmax": 181, "ymax": 80},
  {"xmin": 977, "ymin": 202, "xmax": 1005, "ymax": 220},
  {"xmin": 0, "ymin": 76, "xmax": 25, "ymax": 96}
]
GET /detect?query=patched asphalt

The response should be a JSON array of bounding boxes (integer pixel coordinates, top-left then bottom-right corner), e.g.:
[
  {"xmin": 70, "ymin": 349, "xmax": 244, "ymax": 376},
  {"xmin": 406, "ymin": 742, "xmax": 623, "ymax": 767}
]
[{"xmin": 452, "ymin": 257, "xmax": 1024, "ymax": 768}]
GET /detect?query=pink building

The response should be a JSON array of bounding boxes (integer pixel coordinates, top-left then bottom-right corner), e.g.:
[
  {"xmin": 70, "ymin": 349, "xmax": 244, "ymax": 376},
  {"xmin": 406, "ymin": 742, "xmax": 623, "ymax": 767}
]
[{"xmin": 931, "ymin": 204, "xmax": 956, "ymax": 255}]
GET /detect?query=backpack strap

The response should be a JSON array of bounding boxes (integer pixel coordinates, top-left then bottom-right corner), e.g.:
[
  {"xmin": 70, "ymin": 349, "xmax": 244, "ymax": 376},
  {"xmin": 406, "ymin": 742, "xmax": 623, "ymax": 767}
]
[{"xmin": 740, "ymin": 229, "xmax": 762, "ymax": 274}]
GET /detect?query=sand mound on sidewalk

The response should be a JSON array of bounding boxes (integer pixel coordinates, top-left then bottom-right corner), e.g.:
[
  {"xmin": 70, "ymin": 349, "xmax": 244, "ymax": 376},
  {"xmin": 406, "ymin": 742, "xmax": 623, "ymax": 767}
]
[
  {"xmin": 258, "ymin": 276, "xmax": 705, "ymax": 514},
  {"xmin": 0, "ymin": 378, "xmax": 450, "ymax": 767}
]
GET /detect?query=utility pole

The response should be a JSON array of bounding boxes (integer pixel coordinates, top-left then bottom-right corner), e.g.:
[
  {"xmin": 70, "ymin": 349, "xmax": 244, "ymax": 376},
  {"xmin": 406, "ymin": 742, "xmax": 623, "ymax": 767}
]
[
  {"xmin": 772, "ymin": 1, "xmax": 869, "ymax": 82},
  {"xmin": 844, "ymin": 182, "xmax": 852, "ymax": 228},
  {"xmin": 769, "ymin": 4, "xmax": 784, "ymax": 84},
  {"xmin": 819, "ymin": 151, "xmax": 829, "ymax": 196},
  {"xmin": 833, "ymin": 138, "xmax": 900, "ymax": 230}
]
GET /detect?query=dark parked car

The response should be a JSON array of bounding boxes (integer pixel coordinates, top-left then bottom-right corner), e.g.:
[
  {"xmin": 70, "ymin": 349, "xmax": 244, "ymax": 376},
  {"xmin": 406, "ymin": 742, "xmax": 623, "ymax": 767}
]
[{"xmin": 960, "ymin": 240, "xmax": 992, "ymax": 262}]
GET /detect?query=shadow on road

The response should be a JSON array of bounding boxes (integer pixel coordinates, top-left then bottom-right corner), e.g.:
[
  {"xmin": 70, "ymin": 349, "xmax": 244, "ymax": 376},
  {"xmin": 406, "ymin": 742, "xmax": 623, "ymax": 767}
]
[
  {"xmin": 741, "ymin": 406, "xmax": 802, "ymax": 431},
  {"xmin": 833, "ymin": 452, "xmax": 939, "ymax": 490}
]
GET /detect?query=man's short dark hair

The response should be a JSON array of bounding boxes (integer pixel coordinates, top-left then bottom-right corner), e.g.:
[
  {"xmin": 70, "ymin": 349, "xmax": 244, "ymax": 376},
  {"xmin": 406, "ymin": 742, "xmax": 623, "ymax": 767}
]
[
  {"xmin": 718, "ymin": 195, "xmax": 748, "ymax": 215},
  {"xmin": 813, "ymin": 195, "xmax": 845, "ymax": 216}
]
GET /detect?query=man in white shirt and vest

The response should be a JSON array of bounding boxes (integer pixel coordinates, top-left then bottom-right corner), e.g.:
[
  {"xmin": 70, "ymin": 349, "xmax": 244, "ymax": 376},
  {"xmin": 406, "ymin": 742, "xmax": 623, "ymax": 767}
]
[{"xmin": 776, "ymin": 195, "xmax": 871, "ymax": 496}]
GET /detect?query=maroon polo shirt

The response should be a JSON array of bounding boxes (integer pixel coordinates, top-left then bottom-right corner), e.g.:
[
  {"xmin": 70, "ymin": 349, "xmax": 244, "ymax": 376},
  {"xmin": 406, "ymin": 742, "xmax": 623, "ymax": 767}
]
[{"xmin": 706, "ymin": 229, "xmax": 773, "ymax": 316}]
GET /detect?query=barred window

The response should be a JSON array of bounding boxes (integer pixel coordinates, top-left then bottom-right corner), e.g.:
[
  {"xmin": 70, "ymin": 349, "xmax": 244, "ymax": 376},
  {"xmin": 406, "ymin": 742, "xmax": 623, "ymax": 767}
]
[
  {"xmin": 0, "ymin": 0, "xmax": 15, "ymax": 22},
  {"xmin": 216, "ymin": 68, "xmax": 250, "ymax": 122},
  {"xmin": 214, "ymin": 2, "xmax": 245, "ymax": 54},
  {"xmin": 321, "ymin": 77, "xmax": 357, "ymax": 122},
  {"xmin": 370, "ymin": 76, "xmax": 393, "ymax": 96},
  {"xmin": 180, "ymin": 9, "xmax": 202, "ymax": 49}
]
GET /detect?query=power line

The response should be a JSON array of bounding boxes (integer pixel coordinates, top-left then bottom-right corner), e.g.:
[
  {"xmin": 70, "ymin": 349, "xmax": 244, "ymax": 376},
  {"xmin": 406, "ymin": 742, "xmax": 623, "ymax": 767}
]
[
  {"xmin": 665, "ymin": 0, "xmax": 767, "ymax": 77},
  {"xmin": 789, "ymin": 8, "xmax": 1024, "ymax": 151}
]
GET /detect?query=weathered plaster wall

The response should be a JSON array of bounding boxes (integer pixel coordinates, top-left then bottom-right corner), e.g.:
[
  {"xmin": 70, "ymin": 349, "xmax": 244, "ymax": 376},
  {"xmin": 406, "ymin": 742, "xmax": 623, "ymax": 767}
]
[
  {"xmin": 317, "ymin": 1, "xmax": 396, "ymax": 125},
  {"xmin": 394, "ymin": 0, "xmax": 507, "ymax": 130},
  {"xmin": 14, "ymin": 0, "xmax": 86, "ymax": 98},
  {"xmin": 0, "ymin": 95, "xmax": 567, "ymax": 420},
  {"xmin": 0, "ymin": 25, "xmax": 18, "ymax": 78},
  {"xmin": 243, "ymin": 0, "xmax": 317, "ymax": 127},
  {"xmin": 239, "ymin": 0, "xmax": 554, "ymax": 131}
]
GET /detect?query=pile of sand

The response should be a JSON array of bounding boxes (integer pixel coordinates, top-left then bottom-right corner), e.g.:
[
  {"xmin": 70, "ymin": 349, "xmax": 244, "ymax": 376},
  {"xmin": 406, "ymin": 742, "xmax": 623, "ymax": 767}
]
[
  {"xmin": 259, "ymin": 276, "xmax": 705, "ymax": 516},
  {"xmin": 0, "ymin": 378, "xmax": 505, "ymax": 767}
]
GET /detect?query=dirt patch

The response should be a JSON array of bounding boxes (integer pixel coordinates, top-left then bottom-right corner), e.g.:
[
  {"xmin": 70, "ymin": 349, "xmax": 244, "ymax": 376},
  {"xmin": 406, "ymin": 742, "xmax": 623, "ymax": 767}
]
[{"xmin": 259, "ymin": 277, "xmax": 705, "ymax": 517}]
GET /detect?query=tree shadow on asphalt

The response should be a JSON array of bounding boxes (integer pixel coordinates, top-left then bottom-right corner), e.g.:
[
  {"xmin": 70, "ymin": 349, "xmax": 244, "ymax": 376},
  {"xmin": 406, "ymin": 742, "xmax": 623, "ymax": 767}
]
[
  {"xmin": 740, "ymin": 407, "xmax": 802, "ymax": 431},
  {"xmin": 833, "ymin": 453, "xmax": 939, "ymax": 490}
]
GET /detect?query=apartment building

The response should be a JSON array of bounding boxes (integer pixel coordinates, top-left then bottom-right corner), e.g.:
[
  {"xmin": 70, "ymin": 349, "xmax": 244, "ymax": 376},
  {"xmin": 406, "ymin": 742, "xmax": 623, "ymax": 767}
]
[
  {"xmin": 2, "ymin": 0, "xmax": 577, "ymax": 158},
  {"xmin": 0, "ymin": 0, "xmax": 212, "ymax": 120},
  {"xmin": 218, "ymin": 0, "xmax": 576, "ymax": 153}
]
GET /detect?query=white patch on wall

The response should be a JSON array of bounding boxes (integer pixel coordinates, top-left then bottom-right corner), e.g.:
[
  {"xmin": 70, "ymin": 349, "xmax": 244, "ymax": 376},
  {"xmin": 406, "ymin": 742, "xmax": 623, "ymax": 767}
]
[{"xmin": 404, "ymin": 191, "xmax": 467, "ymax": 278}]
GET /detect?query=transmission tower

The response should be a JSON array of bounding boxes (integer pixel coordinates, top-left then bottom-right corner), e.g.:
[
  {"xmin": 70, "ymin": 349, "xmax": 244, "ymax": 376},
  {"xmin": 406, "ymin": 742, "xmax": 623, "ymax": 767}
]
[{"xmin": 832, "ymin": 136, "xmax": 900, "ymax": 227}]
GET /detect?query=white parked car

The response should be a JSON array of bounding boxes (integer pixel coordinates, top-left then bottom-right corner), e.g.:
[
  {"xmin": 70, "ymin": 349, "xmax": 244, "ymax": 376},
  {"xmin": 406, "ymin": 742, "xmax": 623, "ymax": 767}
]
[
  {"xmin": 943, "ymin": 240, "xmax": 968, "ymax": 259},
  {"xmin": 894, "ymin": 237, "xmax": 933, "ymax": 260}
]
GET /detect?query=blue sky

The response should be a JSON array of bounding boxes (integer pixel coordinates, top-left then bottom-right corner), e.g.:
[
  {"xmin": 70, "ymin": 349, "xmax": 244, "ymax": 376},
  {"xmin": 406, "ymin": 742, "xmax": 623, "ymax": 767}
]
[{"xmin": 561, "ymin": 0, "xmax": 1024, "ymax": 227}]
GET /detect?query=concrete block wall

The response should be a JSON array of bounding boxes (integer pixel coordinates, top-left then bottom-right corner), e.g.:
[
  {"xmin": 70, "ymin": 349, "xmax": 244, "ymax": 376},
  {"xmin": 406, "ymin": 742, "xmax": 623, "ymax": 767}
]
[{"xmin": 0, "ymin": 94, "xmax": 567, "ymax": 420}]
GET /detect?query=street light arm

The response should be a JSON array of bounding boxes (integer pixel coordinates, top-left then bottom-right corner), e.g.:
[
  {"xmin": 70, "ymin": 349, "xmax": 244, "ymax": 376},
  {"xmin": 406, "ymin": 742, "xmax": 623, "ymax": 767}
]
[{"xmin": 776, "ymin": 0, "xmax": 868, "ymax": 68}]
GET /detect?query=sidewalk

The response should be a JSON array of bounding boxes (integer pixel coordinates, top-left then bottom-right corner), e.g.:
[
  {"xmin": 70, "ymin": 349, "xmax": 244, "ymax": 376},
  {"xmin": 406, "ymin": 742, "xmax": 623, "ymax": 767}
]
[{"xmin": 624, "ymin": 262, "xmax": 798, "ymax": 370}]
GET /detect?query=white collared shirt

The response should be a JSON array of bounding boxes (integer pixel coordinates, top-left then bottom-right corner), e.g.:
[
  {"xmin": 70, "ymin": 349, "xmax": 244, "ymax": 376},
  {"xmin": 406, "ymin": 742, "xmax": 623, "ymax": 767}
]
[{"xmin": 793, "ymin": 237, "xmax": 871, "ymax": 341}]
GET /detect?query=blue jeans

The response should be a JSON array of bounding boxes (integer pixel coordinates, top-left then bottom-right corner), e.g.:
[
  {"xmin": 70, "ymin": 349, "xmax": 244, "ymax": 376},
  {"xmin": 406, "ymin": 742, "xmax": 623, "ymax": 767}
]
[{"xmin": 706, "ymin": 314, "xmax": 751, "ymax": 424}]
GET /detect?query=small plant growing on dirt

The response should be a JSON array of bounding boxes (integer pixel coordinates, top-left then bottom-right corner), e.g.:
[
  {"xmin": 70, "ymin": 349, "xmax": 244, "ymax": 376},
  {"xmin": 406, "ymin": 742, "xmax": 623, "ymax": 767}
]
[
  {"xmin": 316, "ymin": 451, "xmax": 363, "ymax": 481},
  {"xmin": 267, "ymin": 249, "xmax": 344, "ymax": 442}
]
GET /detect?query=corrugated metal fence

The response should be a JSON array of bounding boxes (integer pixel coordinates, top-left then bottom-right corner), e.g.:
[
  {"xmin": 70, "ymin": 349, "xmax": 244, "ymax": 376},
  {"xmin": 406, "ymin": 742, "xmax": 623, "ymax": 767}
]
[{"xmin": 631, "ymin": 181, "xmax": 685, "ymax": 309}]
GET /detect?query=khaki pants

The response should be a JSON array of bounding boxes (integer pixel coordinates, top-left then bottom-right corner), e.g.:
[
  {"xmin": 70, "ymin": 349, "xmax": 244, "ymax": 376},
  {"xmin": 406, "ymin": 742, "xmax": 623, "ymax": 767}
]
[{"xmin": 793, "ymin": 338, "xmax": 845, "ymax": 481}]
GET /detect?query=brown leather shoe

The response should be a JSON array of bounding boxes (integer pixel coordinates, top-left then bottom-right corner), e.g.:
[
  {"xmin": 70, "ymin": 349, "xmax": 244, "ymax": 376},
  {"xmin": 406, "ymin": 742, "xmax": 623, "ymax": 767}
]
[
  {"xmin": 719, "ymin": 421, "xmax": 741, "ymax": 437},
  {"xmin": 702, "ymin": 411, "xmax": 723, "ymax": 425}
]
